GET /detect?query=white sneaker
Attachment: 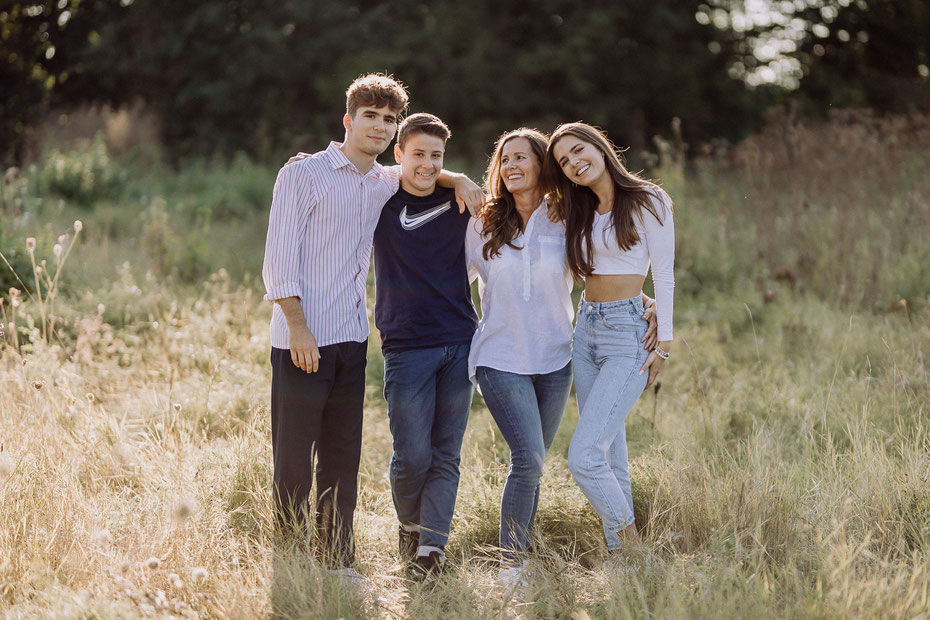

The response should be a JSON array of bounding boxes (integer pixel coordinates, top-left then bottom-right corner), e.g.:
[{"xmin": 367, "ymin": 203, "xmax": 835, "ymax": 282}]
[
  {"xmin": 329, "ymin": 566, "xmax": 365, "ymax": 587},
  {"xmin": 496, "ymin": 564, "xmax": 530, "ymax": 596}
]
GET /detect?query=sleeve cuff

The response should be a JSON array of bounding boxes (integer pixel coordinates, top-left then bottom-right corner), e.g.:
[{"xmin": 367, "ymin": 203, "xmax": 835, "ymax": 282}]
[{"xmin": 263, "ymin": 282, "xmax": 302, "ymax": 302}]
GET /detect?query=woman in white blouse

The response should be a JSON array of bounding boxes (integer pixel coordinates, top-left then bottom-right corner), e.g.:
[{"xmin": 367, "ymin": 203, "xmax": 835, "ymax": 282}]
[
  {"xmin": 543, "ymin": 122, "xmax": 674, "ymax": 567},
  {"xmin": 465, "ymin": 128, "xmax": 657, "ymax": 586}
]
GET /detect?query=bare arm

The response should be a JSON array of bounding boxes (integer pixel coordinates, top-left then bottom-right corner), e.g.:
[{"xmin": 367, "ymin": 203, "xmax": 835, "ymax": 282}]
[{"xmin": 438, "ymin": 170, "xmax": 485, "ymax": 216}]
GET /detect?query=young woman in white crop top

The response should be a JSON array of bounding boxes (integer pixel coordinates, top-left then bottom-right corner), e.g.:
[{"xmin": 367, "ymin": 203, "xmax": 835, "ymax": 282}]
[{"xmin": 543, "ymin": 122, "xmax": 675, "ymax": 564}]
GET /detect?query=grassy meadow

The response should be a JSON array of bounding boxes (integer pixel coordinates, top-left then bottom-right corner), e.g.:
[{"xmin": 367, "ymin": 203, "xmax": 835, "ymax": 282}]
[{"xmin": 1, "ymin": 111, "xmax": 929, "ymax": 619}]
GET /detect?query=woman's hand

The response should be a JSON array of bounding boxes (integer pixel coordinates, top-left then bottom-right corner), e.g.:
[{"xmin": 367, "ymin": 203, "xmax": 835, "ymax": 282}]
[
  {"xmin": 640, "ymin": 303, "xmax": 658, "ymax": 351},
  {"xmin": 639, "ymin": 341, "xmax": 670, "ymax": 389}
]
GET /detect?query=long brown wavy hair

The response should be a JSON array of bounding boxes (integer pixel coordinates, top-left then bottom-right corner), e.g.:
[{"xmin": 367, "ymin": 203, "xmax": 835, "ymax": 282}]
[
  {"xmin": 542, "ymin": 122, "xmax": 671, "ymax": 280},
  {"xmin": 480, "ymin": 128, "xmax": 549, "ymax": 260}
]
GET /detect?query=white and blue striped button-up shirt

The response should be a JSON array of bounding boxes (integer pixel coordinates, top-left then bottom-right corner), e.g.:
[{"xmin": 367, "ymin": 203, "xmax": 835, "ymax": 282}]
[{"xmin": 262, "ymin": 142, "xmax": 400, "ymax": 349}]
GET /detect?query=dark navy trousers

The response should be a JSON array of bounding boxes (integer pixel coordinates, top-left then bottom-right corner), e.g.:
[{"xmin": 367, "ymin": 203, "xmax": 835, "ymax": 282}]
[{"xmin": 270, "ymin": 341, "xmax": 367, "ymax": 567}]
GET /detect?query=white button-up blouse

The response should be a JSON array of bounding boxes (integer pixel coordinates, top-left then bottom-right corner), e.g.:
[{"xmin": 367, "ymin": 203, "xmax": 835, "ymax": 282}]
[{"xmin": 465, "ymin": 200, "xmax": 575, "ymax": 387}]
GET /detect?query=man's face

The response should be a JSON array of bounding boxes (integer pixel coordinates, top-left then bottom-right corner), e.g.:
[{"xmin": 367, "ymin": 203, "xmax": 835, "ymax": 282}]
[
  {"xmin": 394, "ymin": 133, "xmax": 445, "ymax": 196},
  {"xmin": 343, "ymin": 105, "xmax": 399, "ymax": 157}
]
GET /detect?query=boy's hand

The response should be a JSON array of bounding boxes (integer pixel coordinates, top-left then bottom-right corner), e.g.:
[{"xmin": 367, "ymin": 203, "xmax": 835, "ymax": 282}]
[
  {"xmin": 451, "ymin": 174, "xmax": 485, "ymax": 216},
  {"xmin": 285, "ymin": 152, "xmax": 311, "ymax": 166}
]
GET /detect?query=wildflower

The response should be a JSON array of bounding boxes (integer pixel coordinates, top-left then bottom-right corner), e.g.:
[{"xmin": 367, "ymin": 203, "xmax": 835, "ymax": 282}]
[
  {"xmin": 73, "ymin": 220, "xmax": 83, "ymax": 232},
  {"xmin": 92, "ymin": 528, "xmax": 113, "ymax": 547},
  {"xmin": 31, "ymin": 380, "xmax": 44, "ymax": 391},
  {"xmin": 191, "ymin": 567, "xmax": 208, "ymax": 582},
  {"xmin": 53, "ymin": 244, "xmax": 63, "ymax": 258},
  {"xmin": 25, "ymin": 237, "xmax": 36, "ymax": 253},
  {"xmin": 86, "ymin": 392, "xmax": 95, "ymax": 403},
  {"xmin": 112, "ymin": 441, "xmax": 133, "ymax": 465},
  {"xmin": 0, "ymin": 451, "xmax": 14, "ymax": 479},
  {"xmin": 172, "ymin": 494, "xmax": 199, "ymax": 522},
  {"xmin": 150, "ymin": 590, "xmax": 169, "ymax": 610},
  {"xmin": 144, "ymin": 556, "xmax": 161, "ymax": 570},
  {"xmin": 173, "ymin": 403, "xmax": 182, "ymax": 413},
  {"xmin": 58, "ymin": 234, "xmax": 67, "ymax": 244},
  {"xmin": 11, "ymin": 297, "xmax": 20, "ymax": 308},
  {"xmin": 9, "ymin": 288, "xmax": 20, "ymax": 298},
  {"xmin": 168, "ymin": 573, "xmax": 184, "ymax": 589},
  {"xmin": 97, "ymin": 303, "xmax": 105, "ymax": 314}
]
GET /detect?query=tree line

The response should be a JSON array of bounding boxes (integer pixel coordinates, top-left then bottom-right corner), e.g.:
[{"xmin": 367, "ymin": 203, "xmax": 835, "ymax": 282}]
[{"xmin": 2, "ymin": 0, "xmax": 928, "ymax": 167}]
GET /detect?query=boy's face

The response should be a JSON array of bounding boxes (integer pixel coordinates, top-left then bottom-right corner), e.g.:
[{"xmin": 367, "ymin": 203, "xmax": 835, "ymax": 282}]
[
  {"xmin": 394, "ymin": 133, "xmax": 445, "ymax": 196},
  {"xmin": 343, "ymin": 105, "xmax": 400, "ymax": 157}
]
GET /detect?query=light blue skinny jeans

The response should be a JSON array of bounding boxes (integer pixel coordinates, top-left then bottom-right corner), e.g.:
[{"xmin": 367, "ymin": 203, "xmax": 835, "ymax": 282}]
[{"xmin": 568, "ymin": 295, "xmax": 649, "ymax": 551}]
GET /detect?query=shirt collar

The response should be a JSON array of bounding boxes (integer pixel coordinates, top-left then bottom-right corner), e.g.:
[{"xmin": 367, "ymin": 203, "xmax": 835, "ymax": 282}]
[{"xmin": 324, "ymin": 141, "xmax": 384, "ymax": 178}]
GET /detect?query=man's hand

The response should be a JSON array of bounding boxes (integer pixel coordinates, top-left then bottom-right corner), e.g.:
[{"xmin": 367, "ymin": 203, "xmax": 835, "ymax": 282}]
[
  {"xmin": 641, "ymin": 302, "xmax": 658, "ymax": 351},
  {"xmin": 289, "ymin": 323, "xmax": 321, "ymax": 373}
]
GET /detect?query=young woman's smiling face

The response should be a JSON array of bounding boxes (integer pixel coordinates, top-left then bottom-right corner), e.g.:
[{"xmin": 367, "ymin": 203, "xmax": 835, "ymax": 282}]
[{"xmin": 552, "ymin": 135, "xmax": 606, "ymax": 187}]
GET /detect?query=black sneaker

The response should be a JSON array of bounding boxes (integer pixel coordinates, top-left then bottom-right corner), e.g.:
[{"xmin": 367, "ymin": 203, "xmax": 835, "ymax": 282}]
[
  {"xmin": 410, "ymin": 549, "xmax": 445, "ymax": 579},
  {"xmin": 398, "ymin": 526, "xmax": 419, "ymax": 562}
]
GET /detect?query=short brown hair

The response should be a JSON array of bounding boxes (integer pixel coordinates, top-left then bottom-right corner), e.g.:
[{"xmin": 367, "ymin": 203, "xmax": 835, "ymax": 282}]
[
  {"xmin": 397, "ymin": 113, "xmax": 451, "ymax": 150},
  {"xmin": 345, "ymin": 73, "xmax": 409, "ymax": 118}
]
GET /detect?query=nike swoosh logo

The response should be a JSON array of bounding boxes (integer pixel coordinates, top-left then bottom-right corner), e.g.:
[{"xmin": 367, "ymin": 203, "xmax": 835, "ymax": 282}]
[{"xmin": 399, "ymin": 202, "xmax": 452, "ymax": 230}]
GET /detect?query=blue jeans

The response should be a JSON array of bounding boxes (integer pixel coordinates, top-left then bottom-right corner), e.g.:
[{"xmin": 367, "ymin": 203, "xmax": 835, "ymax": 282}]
[
  {"xmin": 568, "ymin": 295, "xmax": 649, "ymax": 551},
  {"xmin": 383, "ymin": 344, "xmax": 473, "ymax": 549},
  {"xmin": 476, "ymin": 362, "xmax": 572, "ymax": 565}
]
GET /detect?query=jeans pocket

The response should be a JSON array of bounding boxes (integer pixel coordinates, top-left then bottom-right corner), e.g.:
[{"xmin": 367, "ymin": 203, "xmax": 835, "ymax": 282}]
[{"xmin": 601, "ymin": 311, "xmax": 637, "ymax": 332}]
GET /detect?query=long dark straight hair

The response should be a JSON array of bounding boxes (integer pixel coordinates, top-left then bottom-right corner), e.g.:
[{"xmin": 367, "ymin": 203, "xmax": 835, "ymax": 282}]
[
  {"xmin": 542, "ymin": 122, "xmax": 671, "ymax": 280},
  {"xmin": 480, "ymin": 128, "xmax": 549, "ymax": 260}
]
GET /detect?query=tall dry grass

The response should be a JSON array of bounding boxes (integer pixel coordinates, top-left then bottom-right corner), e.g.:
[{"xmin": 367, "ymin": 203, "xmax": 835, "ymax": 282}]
[{"xmin": 1, "ymin": 111, "xmax": 928, "ymax": 618}]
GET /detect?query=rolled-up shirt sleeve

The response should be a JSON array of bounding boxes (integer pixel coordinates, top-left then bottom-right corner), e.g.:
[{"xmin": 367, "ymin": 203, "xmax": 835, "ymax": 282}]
[
  {"xmin": 262, "ymin": 163, "xmax": 315, "ymax": 301},
  {"xmin": 642, "ymin": 190, "xmax": 675, "ymax": 341}
]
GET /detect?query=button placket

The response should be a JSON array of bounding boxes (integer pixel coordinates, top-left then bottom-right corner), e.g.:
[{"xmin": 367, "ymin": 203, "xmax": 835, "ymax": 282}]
[{"xmin": 521, "ymin": 214, "xmax": 536, "ymax": 301}]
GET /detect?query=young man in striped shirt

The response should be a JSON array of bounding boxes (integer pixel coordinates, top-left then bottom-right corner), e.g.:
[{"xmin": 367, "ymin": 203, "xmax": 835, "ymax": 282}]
[{"xmin": 261, "ymin": 75, "xmax": 482, "ymax": 578}]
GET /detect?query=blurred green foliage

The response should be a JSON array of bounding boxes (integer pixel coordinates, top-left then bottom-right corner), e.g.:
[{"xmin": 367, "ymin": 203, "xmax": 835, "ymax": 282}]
[
  {"xmin": 6, "ymin": 2, "xmax": 929, "ymax": 168},
  {"xmin": 4, "ymin": 0, "xmax": 770, "ymax": 166},
  {"xmin": 33, "ymin": 134, "xmax": 127, "ymax": 205}
]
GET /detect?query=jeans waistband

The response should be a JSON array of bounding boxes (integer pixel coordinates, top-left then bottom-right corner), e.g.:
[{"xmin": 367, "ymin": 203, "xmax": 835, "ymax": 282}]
[{"xmin": 578, "ymin": 293, "xmax": 643, "ymax": 313}]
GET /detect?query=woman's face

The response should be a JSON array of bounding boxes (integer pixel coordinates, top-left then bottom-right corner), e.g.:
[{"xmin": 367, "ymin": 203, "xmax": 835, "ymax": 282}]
[
  {"xmin": 552, "ymin": 135, "xmax": 606, "ymax": 187},
  {"xmin": 500, "ymin": 138, "xmax": 541, "ymax": 195}
]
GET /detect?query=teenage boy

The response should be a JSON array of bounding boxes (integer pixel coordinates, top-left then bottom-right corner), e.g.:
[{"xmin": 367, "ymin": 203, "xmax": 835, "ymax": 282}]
[
  {"xmin": 262, "ymin": 76, "xmax": 481, "ymax": 577},
  {"xmin": 372, "ymin": 113, "xmax": 478, "ymax": 575}
]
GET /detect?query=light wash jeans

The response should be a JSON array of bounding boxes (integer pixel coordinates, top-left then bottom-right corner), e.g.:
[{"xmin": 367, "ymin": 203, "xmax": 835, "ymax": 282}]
[
  {"xmin": 383, "ymin": 344, "xmax": 474, "ymax": 549},
  {"xmin": 476, "ymin": 362, "xmax": 573, "ymax": 565},
  {"xmin": 568, "ymin": 295, "xmax": 648, "ymax": 551}
]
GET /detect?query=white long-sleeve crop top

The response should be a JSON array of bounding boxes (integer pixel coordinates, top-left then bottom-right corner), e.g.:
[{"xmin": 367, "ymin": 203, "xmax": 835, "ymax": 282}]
[{"xmin": 586, "ymin": 188, "xmax": 675, "ymax": 341}]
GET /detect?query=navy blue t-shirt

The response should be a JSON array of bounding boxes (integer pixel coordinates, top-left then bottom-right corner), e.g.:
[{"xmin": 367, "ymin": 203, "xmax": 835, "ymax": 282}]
[{"xmin": 373, "ymin": 186, "xmax": 478, "ymax": 353}]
